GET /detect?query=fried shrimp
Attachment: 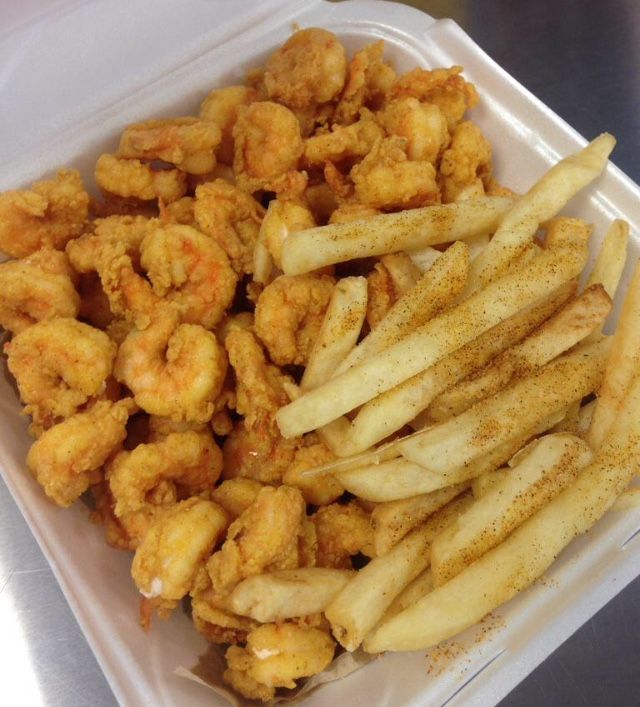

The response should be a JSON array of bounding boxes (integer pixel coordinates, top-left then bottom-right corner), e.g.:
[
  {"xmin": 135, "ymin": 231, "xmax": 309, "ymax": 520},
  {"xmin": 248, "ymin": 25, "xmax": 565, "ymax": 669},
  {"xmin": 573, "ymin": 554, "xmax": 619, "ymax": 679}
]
[
  {"xmin": 263, "ymin": 28, "xmax": 347, "ymax": 111},
  {"xmin": 439, "ymin": 120, "xmax": 493, "ymax": 203},
  {"xmin": 233, "ymin": 102, "xmax": 303, "ymax": 192},
  {"xmin": 193, "ymin": 179, "xmax": 265, "ymax": 275},
  {"xmin": 351, "ymin": 136, "xmax": 440, "ymax": 209},
  {"xmin": 139, "ymin": 224, "xmax": 237, "ymax": 328},
  {"xmin": 0, "ymin": 248, "xmax": 80, "ymax": 334},
  {"xmin": 211, "ymin": 479, "xmax": 265, "ymax": 520},
  {"xmin": 118, "ymin": 118, "xmax": 222, "ymax": 175},
  {"xmin": 254, "ymin": 274, "xmax": 335, "ymax": 366},
  {"xmin": 114, "ymin": 307, "xmax": 227, "ymax": 422},
  {"xmin": 223, "ymin": 623, "xmax": 335, "ymax": 701},
  {"xmin": 95, "ymin": 154, "xmax": 188, "ymax": 203},
  {"xmin": 283, "ymin": 435, "xmax": 343, "ymax": 506},
  {"xmin": 0, "ymin": 170, "xmax": 89, "ymax": 258},
  {"xmin": 312, "ymin": 502, "xmax": 375, "ymax": 568},
  {"xmin": 5, "ymin": 318, "xmax": 117, "ymax": 431},
  {"xmin": 26, "ymin": 398, "xmax": 137, "ymax": 507},
  {"xmin": 302, "ymin": 115, "xmax": 385, "ymax": 166}
]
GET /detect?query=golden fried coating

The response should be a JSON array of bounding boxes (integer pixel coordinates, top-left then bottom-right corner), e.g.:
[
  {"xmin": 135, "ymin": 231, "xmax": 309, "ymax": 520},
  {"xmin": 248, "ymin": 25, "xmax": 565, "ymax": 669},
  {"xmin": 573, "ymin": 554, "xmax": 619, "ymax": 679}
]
[
  {"xmin": 439, "ymin": 120, "xmax": 493, "ymax": 203},
  {"xmin": 283, "ymin": 435, "xmax": 343, "ymax": 506},
  {"xmin": 162, "ymin": 196, "xmax": 196, "ymax": 226},
  {"xmin": 258, "ymin": 199, "xmax": 316, "ymax": 275},
  {"xmin": 254, "ymin": 274, "xmax": 335, "ymax": 366},
  {"xmin": 302, "ymin": 115, "xmax": 384, "ymax": 166},
  {"xmin": 328, "ymin": 202, "xmax": 381, "ymax": 224},
  {"xmin": 95, "ymin": 154, "xmax": 187, "ymax": 202},
  {"xmin": 365, "ymin": 253, "xmax": 421, "ymax": 329},
  {"xmin": 312, "ymin": 502, "xmax": 374, "ymax": 568},
  {"xmin": 211, "ymin": 478, "xmax": 265, "ymax": 520},
  {"xmin": 0, "ymin": 170, "xmax": 89, "ymax": 258}
]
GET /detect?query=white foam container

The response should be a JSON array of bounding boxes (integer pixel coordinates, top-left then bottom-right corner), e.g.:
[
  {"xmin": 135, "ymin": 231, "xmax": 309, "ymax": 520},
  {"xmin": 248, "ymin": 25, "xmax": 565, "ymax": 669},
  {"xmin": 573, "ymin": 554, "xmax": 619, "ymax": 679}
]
[{"xmin": 1, "ymin": 1, "xmax": 639, "ymax": 705}]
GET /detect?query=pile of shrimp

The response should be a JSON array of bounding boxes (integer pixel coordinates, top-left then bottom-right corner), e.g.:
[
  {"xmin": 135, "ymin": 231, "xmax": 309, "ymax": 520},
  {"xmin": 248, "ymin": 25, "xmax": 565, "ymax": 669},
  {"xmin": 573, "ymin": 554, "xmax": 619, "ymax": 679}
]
[{"xmin": 0, "ymin": 27, "xmax": 500, "ymax": 702}]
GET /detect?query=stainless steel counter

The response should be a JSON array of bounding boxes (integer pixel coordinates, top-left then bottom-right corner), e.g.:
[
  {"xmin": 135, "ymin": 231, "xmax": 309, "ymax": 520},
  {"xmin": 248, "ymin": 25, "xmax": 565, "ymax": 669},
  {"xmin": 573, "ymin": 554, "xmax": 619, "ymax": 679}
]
[{"xmin": 1, "ymin": 1, "xmax": 639, "ymax": 705}]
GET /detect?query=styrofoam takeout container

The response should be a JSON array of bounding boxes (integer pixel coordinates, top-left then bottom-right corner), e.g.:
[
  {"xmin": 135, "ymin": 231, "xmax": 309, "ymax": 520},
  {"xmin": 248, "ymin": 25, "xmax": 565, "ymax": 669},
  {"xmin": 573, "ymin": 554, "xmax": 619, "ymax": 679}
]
[{"xmin": 1, "ymin": 0, "xmax": 639, "ymax": 705}]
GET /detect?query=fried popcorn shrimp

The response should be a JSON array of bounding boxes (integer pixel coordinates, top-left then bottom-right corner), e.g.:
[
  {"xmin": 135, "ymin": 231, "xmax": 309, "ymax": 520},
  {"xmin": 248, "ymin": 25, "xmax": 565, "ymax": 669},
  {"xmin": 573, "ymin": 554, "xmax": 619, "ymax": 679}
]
[
  {"xmin": 351, "ymin": 136, "xmax": 440, "ymax": 209},
  {"xmin": 254, "ymin": 274, "xmax": 335, "ymax": 366},
  {"xmin": 391, "ymin": 65, "xmax": 479, "ymax": 131},
  {"xmin": 211, "ymin": 479, "xmax": 265, "ymax": 520},
  {"xmin": 263, "ymin": 28, "xmax": 347, "ymax": 110},
  {"xmin": 140, "ymin": 224, "xmax": 237, "ymax": 328},
  {"xmin": 312, "ymin": 502, "xmax": 374, "ymax": 568},
  {"xmin": 131, "ymin": 498, "xmax": 228, "ymax": 618},
  {"xmin": 328, "ymin": 202, "xmax": 381, "ymax": 224},
  {"xmin": 223, "ymin": 623, "xmax": 335, "ymax": 701},
  {"xmin": 283, "ymin": 435, "xmax": 343, "ymax": 505},
  {"xmin": 118, "ymin": 118, "xmax": 221, "ymax": 175},
  {"xmin": 302, "ymin": 115, "xmax": 385, "ymax": 166},
  {"xmin": 233, "ymin": 102, "xmax": 303, "ymax": 192},
  {"xmin": 378, "ymin": 97, "xmax": 449, "ymax": 163},
  {"xmin": 304, "ymin": 182, "xmax": 339, "ymax": 224},
  {"xmin": 162, "ymin": 196, "xmax": 196, "ymax": 226},
  {"xmin": 0, "ymin": 248, "xmax": 79, "ymax": 334},
  {"xmin": 147, "ymin": 415, "xmax": 207, "ymax": 441},
  {"xmin": 193, "ymin": 179, "xmax": 265, "ymax": 275},
  {"xmin": 439, "ymin": 120, "xmax": 493, "ymax": 203},
  {"xmin": 91, "ymin": 482, "xmax": 138, "ymax": 551},
  {"xmin": 206, "ymin": 485, "xmax": 309, "ymax": 595},
  {"xmin": 76, "ymin": 273, "xmax": 113, "ymax": 329},
  {"xmin": 257, "ymin": 199, "xmax": 316, "ymax": 277},
  {"xmin": 26, "ymin": 398, "xmax": 136, "ymax": 507},
  {"xmin": 5, "ymin": 318, "xmax": 117, "ymax": 431},
  {"xmin": 0, "ymin": 170, "xmax": 89, "ymax": 258},
  {"xmin": 366, "ymin": 253, "xmax": 421, "ymax": 328},
  {"xmin": 114, "ymin": 307, "xmax": 227, "ymax": 422},
  {"xmin": 334, "ymin": 41, "xmax": 396, "ymax": 125},
  {"xmin": 95, "ymin": 154, "xmax": 187, "ymax": 203},
  {"xmin": 199, "ymin": 85, "xmax": 258, "ymax": 165}
]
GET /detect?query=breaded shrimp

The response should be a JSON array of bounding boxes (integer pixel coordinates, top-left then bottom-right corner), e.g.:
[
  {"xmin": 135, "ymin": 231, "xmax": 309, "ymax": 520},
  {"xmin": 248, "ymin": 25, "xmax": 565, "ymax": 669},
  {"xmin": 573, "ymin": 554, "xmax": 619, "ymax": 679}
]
[
  {"xmin": 162, "ymin": 196, "xmax": 197, "ymax": 226},
  {"xmin": 350, "ymin": 136, "xmax": 440, "ymax": 209},
  {"xmin": 199, "ymin": 85, "xmax": 258, "ymax": 165},
  {"xmin": 439, "ymin": 120, "xmax": 493, "ymax": 203},
  {"xmin": 5, "ymin": 318, "xmax": 117, "ymax": 431},
  {"xmin": 254, "ymin": 274, "xmax": 335, "ymax": 366},
  {"xmin": 0, "ymin": 248, "xmax": 80, "ymax": 334},
  {"xmin": 118, "ymin": 118, "xmax": 222, "ymax": 175},
  {"xmin": 312, "ymin": 502, "xmax": 374, "ymax": 568},
  {"xmin": 131, "ymin": 498, "xmax": 228, "ymax": 619},
  {"xmin": 391, "ymin": 65, "xmax": 479, "ymax": 131},
  {"xmin": 211, "ymin": 478, "xmax": 265, "ymax": 520},
  {"xmin": 263, "ymin": 28, "xmax": 347, "ymax": 110},
  {"xmin": 0, "ymin": 170, "xmax": 89, "ymax": 258},
  {"xmin": 193, "ymin": 179, "xmax": 265, "ymax": 275},
  {"xmin": 365, "ymin": 253, "xmax": 421, "ymax": 328},
  {"xmin": 26, "ymin": 398, "xmax": 137, "ymax": 507},
  {"xmin": 95, "ymin": 154, "xmax": 187, "ymax": 203},
  {"xmin": 302, "ymin": 115, "xmax": 385, "ymax": 166},
  {"xmin": 140, "ymin": 224, "xmax": 237, "ymax": 328},
  {"xmin": 114, "ymin": 307, "xmax": 227, "ymax": 422},
  {"xmin": 328, "ymin": 202, "xmax": 381, "ymax": 224},
  {"xmin": 224, "ymin": 623, "xmax": 335, "ymax": 701},
  {"xmin": 108, "ymin": 430, "xmax": 223, "ymax": 517},
  {"xmin": 283, "ymin": 435, "xmax": 343, "ymax": 506},
  {"xmin": 378, "ymin": 97, "xmax": 449, "ymax": 163},
  {"xmin": 233, "ymin": 102, "xmax": 303, "ymax": 192},
  {"xmin": 206, "ymin": 485, "xmax": 310, "ymax": 595},
  {"xmin": 147, "ymin": 415, "xmax": 207, "ymax": 441}
]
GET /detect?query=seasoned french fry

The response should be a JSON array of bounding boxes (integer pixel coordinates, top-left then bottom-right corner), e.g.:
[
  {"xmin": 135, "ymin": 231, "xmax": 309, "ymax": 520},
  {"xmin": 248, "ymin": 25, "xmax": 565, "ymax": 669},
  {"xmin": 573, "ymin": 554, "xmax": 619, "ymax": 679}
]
[
  {"xmin": 335, "ymin": 241, "xmax": 469, "ymax": 375},
  {"xmin": 277, "ymin": 241, "xmax": 588, "ymax": 439},
  {"xmin": 383, "ymin": 570, "xmax": 434, "ymax": 620},
  {"xmin": 428, "ymin": 284, "xmax": 611, "ymax": 422},
  {"xmin": 544, "ymin": 217, "xmax": 593, "ymax": 250},
  {"xmin": 405, "ymin": 245, "xmax": 441, "ymax": 273},
  {"xmin": 613, "ymin": 487, "xmax": 640, "ymax": 511},
  {"xmin": 380, "ymin": 252, "xmax": 421, "ymax": 293},
  {"xmin": 325, "ymin": 494, "xmax": 472, "ymax": 651},
  {"xmin": 552, "ymin": 399, "xmax": 596, "ymax": 437},
  {"xmin": 300, "ymin": 276, "xmax": 368, "ymax": 391},
  {"xmin": 430, "ymin": 433, "xmax": 594, "ymax": 585},
  {"xmin": 467, "ymin": 134, "xmax": 615, "ymax": 291},
  {"xmin": 372, "ymin": 483, "xmax": 469, "ymax": 555},
  {"xmin": 364, "ymin": 370, "xmax": 640, "ymax": 654},
  {"xmin": 228, "ymin": 568, "xmax": 354, "ymax": 623},
  {"xmin": 586, "ymin": 219, "xmax": 629, "ymax": 298},
  {"xmin": 588, "ymin": 260, "xmax": 640, "ymax": 449},
  {"xmin": 280, "ymin": 196, "xmax": 513, "ymax": 276},
  {"xmin": 471, "ymin": 467, "xmax": 510, "ymax": 498}
]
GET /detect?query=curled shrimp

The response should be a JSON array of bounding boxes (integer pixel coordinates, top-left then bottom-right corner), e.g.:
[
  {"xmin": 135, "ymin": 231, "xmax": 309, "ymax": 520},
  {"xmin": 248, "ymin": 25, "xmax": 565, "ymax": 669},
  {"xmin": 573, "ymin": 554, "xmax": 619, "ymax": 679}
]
[
  {"xmin": 439, "ymin": 120, "xmax": 493, "ymax": 203},
  {"xmin": 26, "ymin": 398, "xmax": 137, "ymax": 507},
  {"xmin": 95, "ymin": 154, "xmax": 187, "ymax": 203},
  {"xmin": 5, "ymin": 318, "xmax": 117, "ymax": 432},
  {"xmin": 140, "ymin": 224, "xmax": 237, "ymax": 329},
  {"xmin": 302, "ymin": 115, "xmax": 384, "ymax": 167},
  {"xmin": 193, "ymin": 179, "xmax": 265, "ymax": 276},
  {"xmin": 118, "ymin": 118, "xmax": 222, "ymax": 175},
  {"xmin": 114, "ymin": 307, "xmax": 227, "ymax": 422},
  {"xmin": 0, "ymin": 248, "xmax": 80, "ymax": 334},
  {"xmin": 0, "ymin": 170, "xmax": 89, "ymax": 258}
]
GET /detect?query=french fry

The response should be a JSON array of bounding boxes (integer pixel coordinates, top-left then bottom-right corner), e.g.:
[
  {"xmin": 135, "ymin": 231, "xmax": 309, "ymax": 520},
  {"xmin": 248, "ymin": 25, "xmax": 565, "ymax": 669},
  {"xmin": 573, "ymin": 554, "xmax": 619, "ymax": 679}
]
[
  {"xmin": 300, "ymin": 276, "xmax": 368, "ymax": 391},
  {"xmin": 588, "ymin": 260, "xmax": 640, "ymax": 449},
  {"xmin": 586, "ymin": 219, "xmax": 629, "ymax": 298},
  {"xmin": 552, "ymin": 399, "xmax": 596, "ymax": 437},
  {"xmin": 471, "ymin": 467, "xmax": 510, "ymax": 498},
  {"xmin": 280, "ymin": 196, "xmax": 513, "ymax": 276},
  {"xmin": 544, "ymin": 216, "xmax": 593, "ymax": 250},
  {"xmin": 364, "ymin": 370, "xmax": 640, "ymax": 654},
  {"xmin": 398, "ymin": 340, "xmax": 608, "ymax": 473},
  {"xmin": 428, "ymin": 284, "xmax": 611, "ymax": 422},
  {"xmin": 228, "ymin": 568, "xmax": 354, "ymax": 623},
  {"xmin": 430, "ymin": 433, "xmax": 594, "ymax": 586},
  {"xmin": 335, "ymin": 241, "xmax": 469, "ymax": 375},
  {"xmin": 380, "ymin": 252, "xmax": 421, "ymax": 293},
  {"xmin": 325, "ymin": 494, "xmax": 472, "ymax": 651},
  {"xmin": 613, "ymin": 487, "xmax": 640, "ymax": 511},
  {"xmin": 405, "ymin": 245, "xmax": 441, "ymax": 273},
  {"xmin": 372, "ymin": 483, "xmax": 469, "ymax": 555},
  {"xmin": 467, "ymin": 134, "xmax": 615, "ymax": 291},
  {"xmin": 277, "ymin": 240, "xmax": 588, "ymax": 439},
  {"xmin": 383, "ymin": 569, "xmax": 434, "ymax": 620}
]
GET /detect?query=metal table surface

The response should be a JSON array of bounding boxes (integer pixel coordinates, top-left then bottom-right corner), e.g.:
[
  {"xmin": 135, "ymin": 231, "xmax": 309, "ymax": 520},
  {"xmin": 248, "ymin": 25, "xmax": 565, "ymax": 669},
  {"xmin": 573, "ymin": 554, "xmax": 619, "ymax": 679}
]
[{"xmin": 1, "ymin": 0, "xmax": 639, "ymax": 705}]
